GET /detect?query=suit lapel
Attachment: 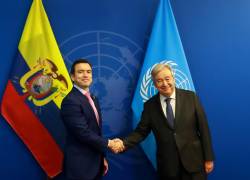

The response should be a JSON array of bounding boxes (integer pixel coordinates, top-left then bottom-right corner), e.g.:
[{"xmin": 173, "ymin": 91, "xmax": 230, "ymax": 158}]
[
  {"xmin": 155, "ymin": 93, "xmax": 174, "ymax": 130},
  {"xmin": 73, "ymin": 88, "xmax": 100, "ymax": 126},
  {"xmin": 174, "ymin": 88, "xmax": 182, "ymax": 130},
  {"xmin": 155, "ymin": 93, "xmax": 166, "ymax": 119},
  {"xmin": 91, "ymin": 94, "xmax": 102, "ymax": 125}
]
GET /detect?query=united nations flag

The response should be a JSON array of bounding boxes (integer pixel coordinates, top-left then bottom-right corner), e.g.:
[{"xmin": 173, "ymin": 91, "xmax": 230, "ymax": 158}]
[{"xmin": 132, "ymin": 0, "xmax": 195, "ymax": 168}]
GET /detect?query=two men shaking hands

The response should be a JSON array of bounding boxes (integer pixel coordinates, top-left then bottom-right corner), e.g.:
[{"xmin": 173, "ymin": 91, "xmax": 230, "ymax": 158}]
[{"xmin": 62, "ymin": 59, "xmax": 214, "ymax": 180}]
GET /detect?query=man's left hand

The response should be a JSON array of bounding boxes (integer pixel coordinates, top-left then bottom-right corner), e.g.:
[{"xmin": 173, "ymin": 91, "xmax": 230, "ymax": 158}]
[
  {"xmin": 103, "ymin": 158, "xmax": 109, "ymax": 176},
  {"xmin": 205, "ymin": 161, "xmax": 214, "ymax": 174}
]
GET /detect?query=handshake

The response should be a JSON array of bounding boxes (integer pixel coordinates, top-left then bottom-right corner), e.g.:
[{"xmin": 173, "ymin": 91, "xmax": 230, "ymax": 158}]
[{"xmin": 108, "ymin": 138, "xmax": 125, "ymax": 153}]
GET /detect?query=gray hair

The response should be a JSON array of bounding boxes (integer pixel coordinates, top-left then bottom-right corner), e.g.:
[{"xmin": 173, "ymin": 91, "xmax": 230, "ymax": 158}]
[{"xmin": 151, "ymin": 63, "xmax": 174, "ymax": 81}]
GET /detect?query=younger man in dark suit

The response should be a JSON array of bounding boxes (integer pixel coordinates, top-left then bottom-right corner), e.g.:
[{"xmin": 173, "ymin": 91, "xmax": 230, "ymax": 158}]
[{"xmin": 61, "ymin": 59, "xmax": 119, "ymax": 180}]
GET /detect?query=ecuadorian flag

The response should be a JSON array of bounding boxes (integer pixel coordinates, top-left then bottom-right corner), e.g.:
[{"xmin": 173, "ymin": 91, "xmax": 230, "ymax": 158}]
[{"xmin": 1, "ymin": 0, "xmax": 72, "ymax": 177}]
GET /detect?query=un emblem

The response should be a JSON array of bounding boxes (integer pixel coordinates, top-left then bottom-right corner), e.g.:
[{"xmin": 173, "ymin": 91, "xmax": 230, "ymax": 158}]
[
  {"xmin": 140, "ymin": 60, "xmax": 192, "ymax": 102},
  {"xmin": 60, "ymin": 30, "xmax": 144, "ymax": 134}
]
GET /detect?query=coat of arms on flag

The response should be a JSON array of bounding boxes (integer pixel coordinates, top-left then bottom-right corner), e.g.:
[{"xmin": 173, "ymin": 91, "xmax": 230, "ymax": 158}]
[{"xmin": 1, "ymin": 0, "xmax": 72, "ymax": 177}]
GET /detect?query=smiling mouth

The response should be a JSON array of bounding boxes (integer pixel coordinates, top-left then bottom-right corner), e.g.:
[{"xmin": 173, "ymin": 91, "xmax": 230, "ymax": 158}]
[{"xmin": 161, "ymin": 87, "xmax": 171, "ymax": 91}]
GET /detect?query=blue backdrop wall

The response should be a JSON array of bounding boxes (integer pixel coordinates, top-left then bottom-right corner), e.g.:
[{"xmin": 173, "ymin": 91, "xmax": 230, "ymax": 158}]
[{"xmin": 0, "ymin": 0, "xmax": 250, "ymax": 179}]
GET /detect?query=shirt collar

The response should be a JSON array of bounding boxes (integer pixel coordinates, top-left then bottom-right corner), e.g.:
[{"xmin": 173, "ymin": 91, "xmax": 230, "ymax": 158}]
[
  {"xmin": 159, "ymin": 89, "xmax": 176, "ymax": 101},
  {"xmin": 74, "ymin": 84, "xmax": 89, "ymax": 95}
]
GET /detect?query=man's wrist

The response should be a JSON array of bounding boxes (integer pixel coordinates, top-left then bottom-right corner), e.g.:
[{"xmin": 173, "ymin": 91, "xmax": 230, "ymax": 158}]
[{"xmin": 107, "ymin": 139, "xmax": 111, "ymax": 148}]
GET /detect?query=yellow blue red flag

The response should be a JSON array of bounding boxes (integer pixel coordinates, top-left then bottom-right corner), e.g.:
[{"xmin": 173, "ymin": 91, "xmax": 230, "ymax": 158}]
[{"xmin": 1, "ymin": 0, "xmax": 72, "ymax": 177}]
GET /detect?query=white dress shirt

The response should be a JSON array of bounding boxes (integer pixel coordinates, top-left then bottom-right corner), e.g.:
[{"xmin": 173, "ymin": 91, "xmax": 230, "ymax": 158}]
[{"xmin": 159, "ymin": 90, "xmax": 176, "ymax": 118}]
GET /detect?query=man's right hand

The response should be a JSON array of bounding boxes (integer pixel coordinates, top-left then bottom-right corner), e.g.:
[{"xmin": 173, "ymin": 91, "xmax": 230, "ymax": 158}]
[{"xmin": 108, "ymin": 138, "xmax": 125, "ymax": 153}]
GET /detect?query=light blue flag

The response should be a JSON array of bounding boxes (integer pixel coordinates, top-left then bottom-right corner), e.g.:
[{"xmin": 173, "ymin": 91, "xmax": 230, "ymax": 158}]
[{"xmin": 131, "ymin": 0, "xmax": 195, "ymax": 168}]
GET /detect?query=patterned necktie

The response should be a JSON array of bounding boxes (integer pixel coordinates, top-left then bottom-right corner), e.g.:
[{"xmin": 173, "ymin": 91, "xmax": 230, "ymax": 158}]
[
  {"xmin": 165, "ymin": 98, "xmax": 174, "ymax": 128},
  {"xmin": 85, "ymin": 92, "xmax": 99, "ymax": 125}
]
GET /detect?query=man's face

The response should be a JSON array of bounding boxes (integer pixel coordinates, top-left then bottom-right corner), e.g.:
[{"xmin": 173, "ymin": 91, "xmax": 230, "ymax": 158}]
[
  {"xmin": 154, "ymin": 67, "xmax": 175, "ymax": 97},
  {"xmin": 71, "ymin": 63, "xmax": 92, "ymax": 90}
]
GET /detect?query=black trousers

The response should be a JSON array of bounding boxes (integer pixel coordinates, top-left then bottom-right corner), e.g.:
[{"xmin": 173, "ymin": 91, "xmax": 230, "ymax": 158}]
[
  {"xmin": 159, "ymin": 155, "xmax": 207, "ymax": 180},
  {"xmin": 159, "ymin": 166, "xmax": 206, "ymax": 180},
  {"xmin": 66, "ymin": 174, "xmax": 101, "ymax": 180}
]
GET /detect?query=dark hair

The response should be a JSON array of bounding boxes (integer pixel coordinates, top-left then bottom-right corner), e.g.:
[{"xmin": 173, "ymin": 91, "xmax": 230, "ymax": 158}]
[{"xmin": 70, "ymin": 59, "xmax": 92, "ymax": 74}]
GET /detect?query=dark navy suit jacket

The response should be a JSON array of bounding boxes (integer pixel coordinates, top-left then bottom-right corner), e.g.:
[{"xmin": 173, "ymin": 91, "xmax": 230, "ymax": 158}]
[{"xmin": 61, "ymin": 87, "xmax": 108, "ymax": 180}]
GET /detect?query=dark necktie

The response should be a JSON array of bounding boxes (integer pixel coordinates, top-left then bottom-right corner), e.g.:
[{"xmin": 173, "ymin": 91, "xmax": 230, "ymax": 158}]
[{"xmin": 165, "ymin": 98, "xmax": 174, "ymax": 128}]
